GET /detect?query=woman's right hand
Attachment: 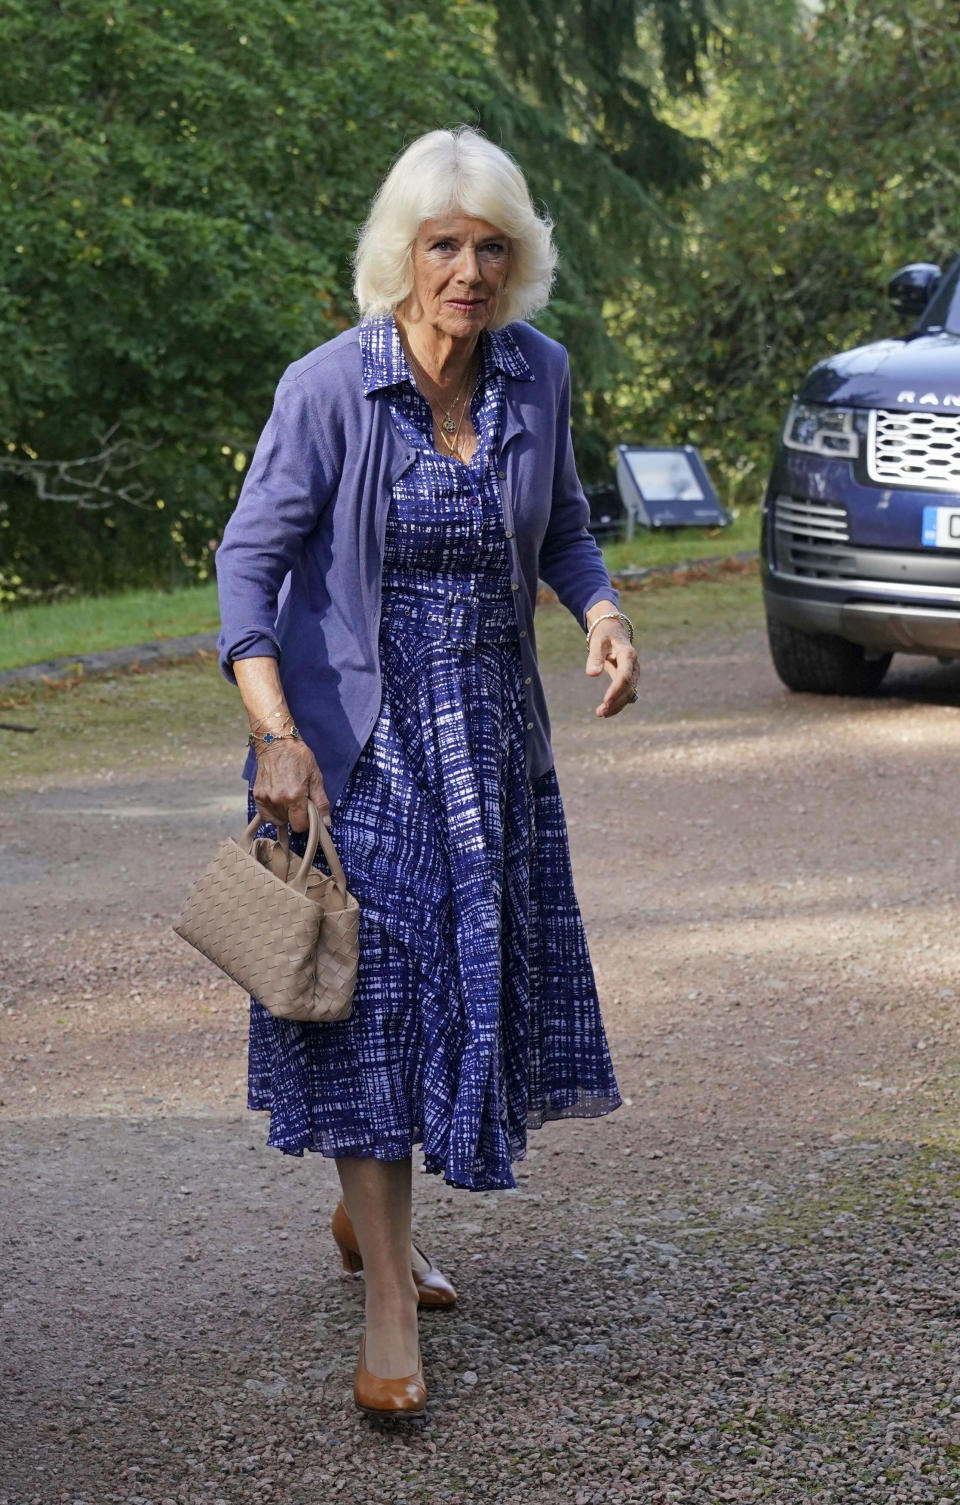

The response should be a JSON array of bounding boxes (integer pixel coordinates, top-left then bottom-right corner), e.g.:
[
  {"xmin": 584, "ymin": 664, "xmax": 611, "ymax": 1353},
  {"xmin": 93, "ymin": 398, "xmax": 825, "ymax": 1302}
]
[
  {"xmin": 231, "ymin": 657, "xmax": 331, "ymax": 833},
  {"xmin": 252, "ymin": 737, "xmax": 331, "ymax": 833}
]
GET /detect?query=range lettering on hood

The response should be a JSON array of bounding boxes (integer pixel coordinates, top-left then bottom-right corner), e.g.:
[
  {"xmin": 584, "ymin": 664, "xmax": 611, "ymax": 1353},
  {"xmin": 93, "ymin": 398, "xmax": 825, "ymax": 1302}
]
[{"xmin": 897, "ymin": 389, "xmax": 960, "ymax": 407}]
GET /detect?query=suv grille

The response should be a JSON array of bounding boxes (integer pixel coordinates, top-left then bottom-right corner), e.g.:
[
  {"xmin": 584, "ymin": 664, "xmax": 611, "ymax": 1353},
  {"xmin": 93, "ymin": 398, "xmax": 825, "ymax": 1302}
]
[
  {"xmin": 772, "ymin": 496, "xmax": 856, "ymax": 578},
  {"xmin": 869, "ymin": 409, "xmax": 960, "ymax": 490}
]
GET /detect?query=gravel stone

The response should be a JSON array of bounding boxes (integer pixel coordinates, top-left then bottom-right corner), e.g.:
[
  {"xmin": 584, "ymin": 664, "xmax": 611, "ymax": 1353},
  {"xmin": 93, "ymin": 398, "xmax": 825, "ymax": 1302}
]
[{"xmin": 3, "ymin": 608, "xmax": 960, "ymax": 1502}]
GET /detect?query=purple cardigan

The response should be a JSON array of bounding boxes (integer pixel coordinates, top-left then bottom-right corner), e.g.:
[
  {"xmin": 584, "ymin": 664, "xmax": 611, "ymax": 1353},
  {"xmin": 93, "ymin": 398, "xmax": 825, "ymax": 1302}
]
[{"xmin": 216, "ymin": 319, "xmax": 618, "ymax": 805}]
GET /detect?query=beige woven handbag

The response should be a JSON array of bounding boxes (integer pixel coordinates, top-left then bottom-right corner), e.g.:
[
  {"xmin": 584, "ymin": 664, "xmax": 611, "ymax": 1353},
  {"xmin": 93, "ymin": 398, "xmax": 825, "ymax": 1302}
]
[{"xmin": 173, "ymin": 803, "xmax": 359, "ymax": 1023}]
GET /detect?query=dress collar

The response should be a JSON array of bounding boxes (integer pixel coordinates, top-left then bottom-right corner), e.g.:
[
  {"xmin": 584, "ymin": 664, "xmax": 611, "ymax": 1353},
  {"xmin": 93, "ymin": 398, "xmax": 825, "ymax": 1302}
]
[{"xmin": 360, "ymin": 317, "xmax": 534, "ymax": 396}]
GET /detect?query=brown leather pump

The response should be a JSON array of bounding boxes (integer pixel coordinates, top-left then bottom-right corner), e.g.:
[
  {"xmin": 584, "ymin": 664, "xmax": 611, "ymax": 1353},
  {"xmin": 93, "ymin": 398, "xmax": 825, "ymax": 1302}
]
[
  {"xmin": 331, "ymin": 1199, "xmax": 458, "ymax": 1310},
  {"xmin": 353, "ymin": 1332, "xmax": 427, "ymax": 1419}
]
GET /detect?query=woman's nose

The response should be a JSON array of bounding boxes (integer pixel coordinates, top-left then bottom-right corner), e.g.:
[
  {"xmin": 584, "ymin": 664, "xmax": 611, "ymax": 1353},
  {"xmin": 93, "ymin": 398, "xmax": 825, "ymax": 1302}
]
[{"xmin": 454, "ymin": 246, "xmax": 482, "ymax": 283}]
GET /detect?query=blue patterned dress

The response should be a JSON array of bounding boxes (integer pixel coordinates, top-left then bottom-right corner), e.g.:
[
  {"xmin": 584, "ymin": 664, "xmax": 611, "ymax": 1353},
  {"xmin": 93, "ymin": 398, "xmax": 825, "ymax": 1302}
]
[{"xmin": 246, "ymin": 319, "xmax": 621, "ymax": 1191}]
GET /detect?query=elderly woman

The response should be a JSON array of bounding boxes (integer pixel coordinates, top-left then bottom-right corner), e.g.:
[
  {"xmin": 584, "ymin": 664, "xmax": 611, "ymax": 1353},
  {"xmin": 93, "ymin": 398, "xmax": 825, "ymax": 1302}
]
[{"xmin": 215, "ymin": 126, "xmax": 638, "ymax": 1418}]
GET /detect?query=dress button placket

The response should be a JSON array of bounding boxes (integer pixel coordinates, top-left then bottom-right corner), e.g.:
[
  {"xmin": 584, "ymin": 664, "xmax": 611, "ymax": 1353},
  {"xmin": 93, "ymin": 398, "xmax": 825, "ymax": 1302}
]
[{"xmin": 497, "ymin": 471, "xmax": 528, "ymax": 722}]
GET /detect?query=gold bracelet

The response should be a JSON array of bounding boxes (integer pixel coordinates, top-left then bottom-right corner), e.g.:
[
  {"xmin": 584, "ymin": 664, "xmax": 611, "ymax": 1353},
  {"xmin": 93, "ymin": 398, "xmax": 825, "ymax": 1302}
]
[
  {"xmin": 247, "ymin": 727, "xmax": 302, "ymax": 753},
  {"xmin": 249, "ymin": 706, "xmax": 296, "ymax": 736}
]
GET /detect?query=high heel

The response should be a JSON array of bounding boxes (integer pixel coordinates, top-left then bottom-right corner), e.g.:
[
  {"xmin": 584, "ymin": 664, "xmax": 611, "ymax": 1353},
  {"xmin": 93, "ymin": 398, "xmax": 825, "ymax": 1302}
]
[
  {"xmin": 331, "ymin": 1199, "xmax": 458, "ymax": 1310},
  {"xmin": 353, "ymin": 1332, "xmax": 426, "ymax": 1418}
]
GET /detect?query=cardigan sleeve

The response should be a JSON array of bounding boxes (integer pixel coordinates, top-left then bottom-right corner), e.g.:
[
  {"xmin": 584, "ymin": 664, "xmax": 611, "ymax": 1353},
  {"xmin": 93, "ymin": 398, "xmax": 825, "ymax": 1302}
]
[
  {"xmin": 536, "ymin": 353, "xmax": 619, "ymax": 629},
  {"xmin": 215, "ymin": 374, "xmax": 337, "ymax": 683}
]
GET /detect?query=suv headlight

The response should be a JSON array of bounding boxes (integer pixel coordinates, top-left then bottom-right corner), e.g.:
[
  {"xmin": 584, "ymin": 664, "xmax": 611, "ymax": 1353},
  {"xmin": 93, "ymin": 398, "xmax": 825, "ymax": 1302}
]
[{"xmin": 783, "ymin": 402, "xmax": 860, "ymax": 458}]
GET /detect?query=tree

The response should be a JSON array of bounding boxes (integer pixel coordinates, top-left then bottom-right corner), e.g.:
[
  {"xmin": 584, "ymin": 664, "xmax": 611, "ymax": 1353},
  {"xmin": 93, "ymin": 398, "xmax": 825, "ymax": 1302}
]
[
  {"xmin": 0, "ymin": 0, "xmax": 722, "ymax": 600},
  {"xmin": 0, "ymin": 0, "xmax": 492, "ymax": 597},
  {"xmin": 479, "ymin": 0, "xmax": 719, "ymax": 471},
  {"xmin": 611, "ymin": 0, "xmax": 960, "ymax": 504}
]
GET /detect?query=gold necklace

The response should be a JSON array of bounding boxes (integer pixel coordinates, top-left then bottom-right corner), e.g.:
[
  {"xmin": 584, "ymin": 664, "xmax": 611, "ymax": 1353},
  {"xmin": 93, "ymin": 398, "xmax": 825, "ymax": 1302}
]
[
  {"xmin": 436, "ymin": 373, "xmax": 470, "ymax": 435},
  {"xmin": 404, "ymin": 343, "xmax": 475, "ymax": 435},
  {"xmin": 437, "ymin": 390, "xmax": 471, "ymax": 458}
]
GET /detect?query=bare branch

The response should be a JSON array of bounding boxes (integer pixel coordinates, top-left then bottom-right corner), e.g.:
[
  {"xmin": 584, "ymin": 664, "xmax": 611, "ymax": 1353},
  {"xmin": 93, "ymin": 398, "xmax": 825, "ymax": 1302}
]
[{"xmin": 0, "ymin": 428, "xmax": 161, "ymax": 511}]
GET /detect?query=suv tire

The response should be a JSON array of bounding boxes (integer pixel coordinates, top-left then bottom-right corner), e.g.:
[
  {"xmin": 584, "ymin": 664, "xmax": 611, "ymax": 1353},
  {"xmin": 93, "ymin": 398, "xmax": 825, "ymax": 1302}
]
[{"xmin": 766, "ymin": 616, "xmax": 892, "ymax": 695}]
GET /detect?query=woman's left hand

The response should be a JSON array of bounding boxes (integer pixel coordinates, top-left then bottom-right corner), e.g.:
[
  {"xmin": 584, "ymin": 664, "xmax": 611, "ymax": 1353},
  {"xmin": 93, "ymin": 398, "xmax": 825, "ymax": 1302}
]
[{"xmin": 585, "ymin": 616, "xmax": 639, "ymax": 717}]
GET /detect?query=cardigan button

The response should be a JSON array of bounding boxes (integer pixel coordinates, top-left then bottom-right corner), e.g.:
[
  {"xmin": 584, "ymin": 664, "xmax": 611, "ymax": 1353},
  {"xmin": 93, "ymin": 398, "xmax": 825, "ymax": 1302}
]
[
  {"xmin": 526, "ymin": 721, "xmax": 534, "ymax": 731},
  {"xmin": 504, "ymin": 529, "xmax": 514, "ymax": 539},
  {"xmin": 511, "ymin": 582, "xmax": 519, "ymax": 591},
  {"xmin": 519, "ymin": 630, "xmax": 527, "ymax": 638}
]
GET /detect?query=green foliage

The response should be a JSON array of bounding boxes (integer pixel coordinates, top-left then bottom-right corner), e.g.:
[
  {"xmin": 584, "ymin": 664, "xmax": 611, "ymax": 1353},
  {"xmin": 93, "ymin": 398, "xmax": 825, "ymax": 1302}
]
[
  {"xmin": 612, "ymin": 0, "xmax": 960, "ymax": 506},
  {"xmin": 1, "ymin": 0, "xmax": 726, "ymax": 602},
  {"xmin": 0, "ymin": 0, "xmax": 493, "ymax": 599},
  {"xmin": 480, "ymin": 0, "xmax": 719, "ymax": 468},
  {"xmin": 22, "ymin": 0, "xmax": 909, "ymax": 605}
]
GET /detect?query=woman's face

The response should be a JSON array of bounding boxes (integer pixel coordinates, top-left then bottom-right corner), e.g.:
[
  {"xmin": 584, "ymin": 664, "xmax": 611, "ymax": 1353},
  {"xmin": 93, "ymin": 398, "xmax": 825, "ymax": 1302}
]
[{"xmin": 402, "ymin": 214, "xmax": 510, "ymax": 342}]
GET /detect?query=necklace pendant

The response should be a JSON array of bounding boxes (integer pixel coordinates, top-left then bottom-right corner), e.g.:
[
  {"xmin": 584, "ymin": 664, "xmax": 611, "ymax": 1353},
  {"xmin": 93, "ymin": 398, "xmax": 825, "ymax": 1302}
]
[{"xmin": 441, "ymin": 416, "xmax": 457, "ymax": 434}]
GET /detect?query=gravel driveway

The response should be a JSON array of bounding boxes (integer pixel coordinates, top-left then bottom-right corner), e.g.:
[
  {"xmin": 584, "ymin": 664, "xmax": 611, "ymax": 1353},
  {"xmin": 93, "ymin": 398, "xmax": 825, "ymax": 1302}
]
[{"xmin": 3, "ymin": 588, "xmax": 960, "ymax": 1504}]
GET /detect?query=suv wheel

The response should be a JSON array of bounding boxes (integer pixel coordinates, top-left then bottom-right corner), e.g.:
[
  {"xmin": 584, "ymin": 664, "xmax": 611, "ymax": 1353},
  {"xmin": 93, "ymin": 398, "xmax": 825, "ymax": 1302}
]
[{"xmin": 766, "ymin": 616, "xmax": 892, "ymax": 695}]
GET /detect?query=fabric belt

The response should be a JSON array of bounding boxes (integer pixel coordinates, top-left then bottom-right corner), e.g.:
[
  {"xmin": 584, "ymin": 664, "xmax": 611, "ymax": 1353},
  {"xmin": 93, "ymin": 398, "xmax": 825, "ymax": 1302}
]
[{"xmin": 380, "ymin": 593, "xmax": 519, "ymax": 645}]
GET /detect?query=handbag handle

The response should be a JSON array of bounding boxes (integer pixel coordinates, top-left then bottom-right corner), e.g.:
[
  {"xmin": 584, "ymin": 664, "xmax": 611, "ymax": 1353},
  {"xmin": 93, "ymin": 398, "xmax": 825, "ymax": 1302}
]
[{"xmin": 242, "ymin": 803, "xmax": 349, "ymax": 897}]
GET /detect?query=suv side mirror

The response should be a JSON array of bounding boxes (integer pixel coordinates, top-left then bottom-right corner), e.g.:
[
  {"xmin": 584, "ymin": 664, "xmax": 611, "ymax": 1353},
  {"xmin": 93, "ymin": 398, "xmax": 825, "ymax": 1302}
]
[{"xmin": 887, "ymin": 262, "xmax": 942, "ymax": 317}]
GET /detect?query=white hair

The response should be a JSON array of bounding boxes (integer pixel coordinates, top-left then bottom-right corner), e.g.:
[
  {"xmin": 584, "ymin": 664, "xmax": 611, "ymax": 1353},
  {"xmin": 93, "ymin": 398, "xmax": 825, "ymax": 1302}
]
[{"xmin": 353, "ymin": 127, "xmax": 557, "ymax": 328}]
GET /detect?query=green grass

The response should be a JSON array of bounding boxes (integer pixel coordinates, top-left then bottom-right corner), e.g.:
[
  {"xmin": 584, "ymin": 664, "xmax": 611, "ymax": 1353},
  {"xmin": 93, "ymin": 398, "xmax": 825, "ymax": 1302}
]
[
  {"xmin": 0, "ymin": 509, "xmax": 761, "ymax": 674},
  {"xmin": 537, "ymin": 571, "xmax": 762, "ymax": 669},
  {"xmin": 0, "ymin": 581, "xmax": 220, "ymax": 673},
  {"xmin": 0, "ymin": 655, "xmax": 242, "ymax": 787},
  {"xmin": 601, "ymin": 506, "xmax": 760, "ymax": 573},
  {"xmin": 0, "ymin": 575, "xmax": 763, "ymax": 788}
]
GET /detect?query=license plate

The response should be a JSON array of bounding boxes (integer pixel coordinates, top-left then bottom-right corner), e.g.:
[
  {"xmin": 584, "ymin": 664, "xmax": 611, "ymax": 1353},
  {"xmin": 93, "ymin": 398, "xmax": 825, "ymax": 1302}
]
[{"xmin": 922, "ymin": 506, "xmax": 960, "ymax": 547}]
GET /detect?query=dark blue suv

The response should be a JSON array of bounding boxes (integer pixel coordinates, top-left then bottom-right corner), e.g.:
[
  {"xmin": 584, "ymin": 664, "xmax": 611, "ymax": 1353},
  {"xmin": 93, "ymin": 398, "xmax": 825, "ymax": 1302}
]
[{"xmin": 762, "ymin": 256, "xmax": 960, "ymax": 693}]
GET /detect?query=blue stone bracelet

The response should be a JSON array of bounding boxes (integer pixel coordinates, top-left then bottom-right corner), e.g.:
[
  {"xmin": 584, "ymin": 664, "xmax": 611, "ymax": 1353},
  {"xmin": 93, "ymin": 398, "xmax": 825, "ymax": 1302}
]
[{"xmin": 247, "ymin": 727, "xmax": 301, "ymax": 750}]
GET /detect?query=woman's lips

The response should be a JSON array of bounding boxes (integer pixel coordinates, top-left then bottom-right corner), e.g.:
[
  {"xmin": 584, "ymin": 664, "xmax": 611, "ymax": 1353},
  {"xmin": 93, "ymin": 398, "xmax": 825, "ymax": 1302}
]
[{"xmin": 447, "ymin": 299, "xmax": 483, "ymax": 310}]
